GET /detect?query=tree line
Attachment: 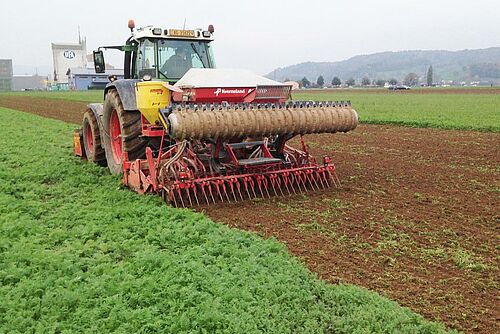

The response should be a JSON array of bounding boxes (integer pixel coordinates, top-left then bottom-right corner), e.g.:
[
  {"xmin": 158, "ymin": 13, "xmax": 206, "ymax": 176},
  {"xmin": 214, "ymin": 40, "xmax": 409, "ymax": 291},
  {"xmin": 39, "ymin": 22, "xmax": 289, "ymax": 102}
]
[{"xmin": 294, "ymin": 66, "xmax": 434, "ymax": 88}]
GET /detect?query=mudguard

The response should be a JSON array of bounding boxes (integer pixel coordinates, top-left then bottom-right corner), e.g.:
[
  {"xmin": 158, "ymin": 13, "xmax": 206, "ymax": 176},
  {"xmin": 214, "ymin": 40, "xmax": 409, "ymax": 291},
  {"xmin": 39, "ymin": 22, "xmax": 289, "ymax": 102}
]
[{"xmin": 104, "ymin": 79, "xmax": 140, "ymax": 111}]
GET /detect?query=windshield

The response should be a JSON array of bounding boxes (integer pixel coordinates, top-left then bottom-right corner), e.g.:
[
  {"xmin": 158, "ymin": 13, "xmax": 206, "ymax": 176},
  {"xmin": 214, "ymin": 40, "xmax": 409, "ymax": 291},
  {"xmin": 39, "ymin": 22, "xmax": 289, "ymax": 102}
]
[{"xmin": 157, "ymin": 39, "xmax": 214, "ymax": 80}]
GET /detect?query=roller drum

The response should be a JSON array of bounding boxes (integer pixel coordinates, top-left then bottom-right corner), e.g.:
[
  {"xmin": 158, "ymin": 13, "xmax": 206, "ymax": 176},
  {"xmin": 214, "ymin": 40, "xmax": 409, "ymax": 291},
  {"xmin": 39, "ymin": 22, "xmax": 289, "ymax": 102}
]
[{"xmin": 168, "ymin": 103, "xmax": 358, "ymax": 141}]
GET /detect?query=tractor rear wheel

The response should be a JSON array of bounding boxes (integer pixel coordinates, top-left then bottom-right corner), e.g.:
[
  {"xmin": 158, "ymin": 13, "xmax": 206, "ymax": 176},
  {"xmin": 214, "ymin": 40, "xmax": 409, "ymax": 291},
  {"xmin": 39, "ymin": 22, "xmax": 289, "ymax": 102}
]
[
  {"xmin": 102, "ymin": 89, "xmax": 147, "ymax": 175},
  {"xmin": 82, "ymin": 109, "xmax": 106, "ymax": 166}
]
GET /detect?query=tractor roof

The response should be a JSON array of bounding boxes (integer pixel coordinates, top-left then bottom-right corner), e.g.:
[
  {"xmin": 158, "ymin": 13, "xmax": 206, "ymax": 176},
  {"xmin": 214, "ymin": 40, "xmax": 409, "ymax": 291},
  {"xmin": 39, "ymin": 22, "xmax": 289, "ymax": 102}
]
[{"xmin": 132, "ymin": 26, "xmax": 214, "ymax": 41}]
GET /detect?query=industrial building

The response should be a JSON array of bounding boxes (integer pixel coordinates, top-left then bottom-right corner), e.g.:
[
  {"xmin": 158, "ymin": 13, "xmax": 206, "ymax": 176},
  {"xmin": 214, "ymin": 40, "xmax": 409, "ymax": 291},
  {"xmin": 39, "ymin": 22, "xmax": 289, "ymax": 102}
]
[
  {"xmin": 0, "ymin": 59, "xmax": 13, "ymax": 91},
  {"xmin": 67, "ymin": 68, "xmax": 124, "ymax": 90},
  {"xmin": 12, "ymin": 74, "xmax": 48, "ymax": 91},
  {"xmin": 52, "ymin": 38, "xmax": 87, "ymax": 86}
]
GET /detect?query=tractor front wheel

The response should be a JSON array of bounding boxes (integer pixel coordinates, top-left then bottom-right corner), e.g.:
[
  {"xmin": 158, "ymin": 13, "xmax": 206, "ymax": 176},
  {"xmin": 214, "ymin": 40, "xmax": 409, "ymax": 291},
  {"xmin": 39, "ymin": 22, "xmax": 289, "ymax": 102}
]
[
  {"xmin": 82, "ymin": 109, "xmax": 106, "ymax": 166},
  {"xmin": 102, "ymin": 89, "xmax": 147, "ymax": 175}
]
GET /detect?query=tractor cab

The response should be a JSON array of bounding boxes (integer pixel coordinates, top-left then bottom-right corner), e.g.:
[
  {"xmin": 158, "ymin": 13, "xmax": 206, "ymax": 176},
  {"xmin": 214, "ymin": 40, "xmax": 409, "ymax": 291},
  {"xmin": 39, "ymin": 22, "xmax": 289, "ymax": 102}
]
[{"xmin": 93, "ymin": 21, "xmax": 216, "ymax": 82}]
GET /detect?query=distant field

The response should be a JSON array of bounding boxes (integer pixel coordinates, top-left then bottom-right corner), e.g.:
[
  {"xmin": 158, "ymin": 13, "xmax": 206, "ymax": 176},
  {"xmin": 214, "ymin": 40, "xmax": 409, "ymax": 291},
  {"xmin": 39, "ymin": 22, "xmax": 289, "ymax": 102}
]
[
  {"xmin": 293, "ymin": 89, "xmax": 500, "ymax": 132},
  {"xmin": 1, "ymin": 87, "xmax": 499, "ymax": 131}
]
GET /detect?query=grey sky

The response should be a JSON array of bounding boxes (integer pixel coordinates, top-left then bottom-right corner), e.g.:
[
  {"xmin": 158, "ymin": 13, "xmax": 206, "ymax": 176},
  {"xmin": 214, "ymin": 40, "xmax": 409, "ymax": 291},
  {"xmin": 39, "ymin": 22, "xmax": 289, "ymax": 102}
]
[{"xmin": 1, "ymin": 0, "xmax": 499, "ymax": 76}]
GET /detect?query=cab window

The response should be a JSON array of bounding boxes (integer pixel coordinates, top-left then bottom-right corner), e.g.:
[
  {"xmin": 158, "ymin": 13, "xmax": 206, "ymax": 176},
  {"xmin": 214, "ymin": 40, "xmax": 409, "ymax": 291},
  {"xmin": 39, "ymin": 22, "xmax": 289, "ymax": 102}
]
[{"xmin": 136, "ymin": 39, "xmax": 156, "ymax": 78}]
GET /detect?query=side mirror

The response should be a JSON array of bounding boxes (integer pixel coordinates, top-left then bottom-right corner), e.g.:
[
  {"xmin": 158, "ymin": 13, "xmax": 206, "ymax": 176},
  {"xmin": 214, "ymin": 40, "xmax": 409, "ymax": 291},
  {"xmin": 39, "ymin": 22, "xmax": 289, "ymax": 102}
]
[{"xmin": 93, "ymin": 50, "xmax": 105, "ymax": 73}]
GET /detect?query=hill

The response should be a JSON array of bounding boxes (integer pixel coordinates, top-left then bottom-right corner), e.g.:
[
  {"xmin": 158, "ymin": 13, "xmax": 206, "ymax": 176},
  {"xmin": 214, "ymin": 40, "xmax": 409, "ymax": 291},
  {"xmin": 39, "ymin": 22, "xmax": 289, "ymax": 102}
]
[{"xmin": 266, "ymin": 48, "xmax": 500, "ymax": 84}]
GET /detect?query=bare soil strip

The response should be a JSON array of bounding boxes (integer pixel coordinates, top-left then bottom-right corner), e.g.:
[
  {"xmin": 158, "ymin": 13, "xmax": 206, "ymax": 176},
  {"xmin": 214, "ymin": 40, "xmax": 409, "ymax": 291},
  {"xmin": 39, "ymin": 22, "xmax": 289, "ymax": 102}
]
[
  {"xmin": 2, "ymin": 96, "xmax": 499, "ymax": 333},
  {"xmin": 0, "ymin": 96, "xmax": 87, "ymax": 124}
]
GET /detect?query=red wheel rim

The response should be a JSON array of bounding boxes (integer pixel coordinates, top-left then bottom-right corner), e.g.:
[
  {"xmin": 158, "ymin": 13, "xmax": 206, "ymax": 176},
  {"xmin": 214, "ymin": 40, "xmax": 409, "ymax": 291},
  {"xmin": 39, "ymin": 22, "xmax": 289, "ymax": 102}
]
[
  {"xmin": 85, "ymin": 122, "xmax": 94, "ymax": 154},
  {"xmin": 109, "ymin": 109, "xmax": 123, "ymax": 164}
]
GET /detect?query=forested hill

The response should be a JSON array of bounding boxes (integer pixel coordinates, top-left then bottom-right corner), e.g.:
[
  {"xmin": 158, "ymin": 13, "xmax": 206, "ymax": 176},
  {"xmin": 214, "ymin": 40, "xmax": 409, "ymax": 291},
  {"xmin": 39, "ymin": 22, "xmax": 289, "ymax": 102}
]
[{"xmin": 266, "ymin": 47, "xmax": 500, "ymax": 84}]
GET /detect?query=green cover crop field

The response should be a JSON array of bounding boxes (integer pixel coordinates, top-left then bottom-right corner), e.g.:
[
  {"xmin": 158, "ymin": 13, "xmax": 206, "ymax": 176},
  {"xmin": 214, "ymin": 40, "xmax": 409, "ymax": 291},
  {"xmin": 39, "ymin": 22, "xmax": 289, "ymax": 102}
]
[
  {"xmin": 0, "ymin": 108, "xmax": 453, "ymax": 333},
  {"xmin": 3, "ymin": 87, "xmax": 500, "ymax": 132},
  {"xmin": 293, "ymin": 89, "xmax": 500, "ymax": 132}
]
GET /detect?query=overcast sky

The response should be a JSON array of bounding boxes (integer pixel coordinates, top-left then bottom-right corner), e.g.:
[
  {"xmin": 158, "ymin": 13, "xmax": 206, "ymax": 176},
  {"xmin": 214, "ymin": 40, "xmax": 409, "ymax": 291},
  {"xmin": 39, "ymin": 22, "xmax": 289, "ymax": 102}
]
[{"xmin": 1, "ymin": 0, "xmax": 499, "ymax": 76}]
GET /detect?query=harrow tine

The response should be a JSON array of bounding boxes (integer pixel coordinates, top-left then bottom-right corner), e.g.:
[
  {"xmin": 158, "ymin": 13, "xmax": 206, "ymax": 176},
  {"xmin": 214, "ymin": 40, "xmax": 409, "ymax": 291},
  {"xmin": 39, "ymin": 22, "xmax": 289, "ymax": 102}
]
[
  {"xmin": 221, "ymin": 180, "xmax": 231, "ymax": 203},
  {"xmin": 201, "ymin": 183, "xmax": 209, "ymax": 204},
  {"xmin": 214, "ymin": 181, "xmax": 224, "ymax": 202},
  {"xmin": 288, "ymin": 173, "xmax": 297, "ymax": 194},
  {"xmin": 323, "ymin": 170, "xmax": 331, "ymax": 187},
  {"xmin": 243, "ymin": 178, "xmax": 252, "ymax": 199},
  {"xmin": 177, "ymin": 187, "xmax": 185, "ymax": 208},
  {"xmin": 270, "ymin": 175, "xmax": 278, "ymax": 197},
  {"xmin": 228, "ymin": 179, "xmax": 238, "ymax": 202},
  {"xmin": 236, "ymin": 179, "xmax": 244, "ymax": 201},
  {"xmin": 249, "ymin": 178, "xmax": 257, "ymax": 198},
  {"xmin": 333, "ymin": 171, "xmax": 341, "ymax": 187},
  {"xmin": 185, "ymin": 186, "xmax": 193, "ymax": 207},
  {"xmin": 294, "ymin": 172, "xmax": 303, "ymax": 193},
  {"xmin": 171, "ymin": 189, "xmax": 178, "ymax": 208},
  {"xmin": 326, "ymin": 171, "xmax": 334, "ymax": 187},
  {"xmin": 275, "ymin": 174, "xmax": 285, "ymax": 197},
  {"xmin": 256, "ymin": 177, "xmax": 264, "ymax": 198},
  {"xmin": 297, "ymin": 172, "xmax": 305, "ymax": 193},
  {"xmin": 304, "ymin": 172, "xmax": 313, "ymax": 190},
  {"xmin": 257, "ymin": 176, "xmax": 268, "ymax": 198},
  {"xmin": 327, "ymin": 169, "xmax": 339, "ymax": 187},
  {"xmin": 208, "ymin": 183, "xmax": 216, "ymax": 204},
  {"xmin": 192, "ymin": 184, "xmax": 200, "ymax": 206},
  {"xmin": 282, "ymin": 173, "xmax": 292, "ymax": 195},
  {"xmin": 309, "ymin": 172, "xmax": 319, "ymax": 191},
  {"xmin": 301, "ymin": 172, "xmax": 309, "ymax": 191},
  {"xmin": 317, "ymin": 170, "xmax": 326, "ymax": 189},
  {"xmin": 262, "ymin": 177, "xmax": 271, "ymax": 198},
  {"xmin": 245, "ymin": 177, "xmax": 254, "ymax": 199},
  {"xmin": 215, "ymin": 181, "xmax": 224, "ymax": 202}
]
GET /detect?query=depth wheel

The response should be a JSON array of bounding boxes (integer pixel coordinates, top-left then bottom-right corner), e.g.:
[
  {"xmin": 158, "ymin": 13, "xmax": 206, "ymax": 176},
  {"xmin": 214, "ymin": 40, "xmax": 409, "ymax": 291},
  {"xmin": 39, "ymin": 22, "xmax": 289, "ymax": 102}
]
[
  {"xmin": 82, "ymin": 109, "xmax": 106, "ymax": 166},
  {"xmin": 102, "ymin": 89, "xmax": 147, "ymax": 175}
]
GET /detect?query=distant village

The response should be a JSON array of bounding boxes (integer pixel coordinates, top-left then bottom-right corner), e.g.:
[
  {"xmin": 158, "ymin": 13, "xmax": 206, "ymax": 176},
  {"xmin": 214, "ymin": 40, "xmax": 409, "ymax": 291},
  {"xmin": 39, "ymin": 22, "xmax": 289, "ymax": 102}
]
[{"xmin": 0, "ymin": 37, "xmax": 123, "ymax": 92}]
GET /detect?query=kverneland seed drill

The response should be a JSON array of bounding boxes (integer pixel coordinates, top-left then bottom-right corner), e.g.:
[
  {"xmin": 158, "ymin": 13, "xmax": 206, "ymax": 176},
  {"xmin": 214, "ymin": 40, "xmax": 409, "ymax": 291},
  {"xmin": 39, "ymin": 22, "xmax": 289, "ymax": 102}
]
[{"xmin": 73, "ymin": 20, "xmax": 358, "ymax": 207}]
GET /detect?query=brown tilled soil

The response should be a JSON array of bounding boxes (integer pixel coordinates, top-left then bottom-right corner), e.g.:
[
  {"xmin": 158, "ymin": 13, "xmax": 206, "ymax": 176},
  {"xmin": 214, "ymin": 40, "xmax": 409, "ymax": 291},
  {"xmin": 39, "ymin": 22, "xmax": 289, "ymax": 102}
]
[
  {"xmin": 1, "ymin": 96, "xmax": 499, "ymax": 333},
  {"xmin": 0, "ymin": 96, "xmax": 87, "ymax": 124}
]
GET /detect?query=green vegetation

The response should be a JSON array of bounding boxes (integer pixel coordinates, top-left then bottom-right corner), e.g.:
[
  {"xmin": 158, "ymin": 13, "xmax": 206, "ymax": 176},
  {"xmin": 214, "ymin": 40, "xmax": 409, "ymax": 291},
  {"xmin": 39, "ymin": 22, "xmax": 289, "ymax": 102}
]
[
  {"xmin": 452, "ymin": 249, "xmax": 488, "ymax": 272},
  {"xmin": 1, "ymin": 87, "xmax": 499, "ymax": 132},
  {"xmin": 0, "ymin": 107, "xmax": 454, "ymax": 333},
  {"xmin": 293, "ymin": 90, "xmax": 500, "ymax": 132}
]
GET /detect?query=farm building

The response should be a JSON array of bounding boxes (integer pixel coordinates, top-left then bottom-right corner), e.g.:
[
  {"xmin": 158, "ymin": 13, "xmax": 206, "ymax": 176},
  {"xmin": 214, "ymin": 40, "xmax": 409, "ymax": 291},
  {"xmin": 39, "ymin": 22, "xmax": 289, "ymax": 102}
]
[
  {"xmin": 67, "ymin": 68, "xmax": 124, "ymax": 90},
  {"xmin": 52, "ymin": 39, "xmax": 87, "ymax": 85},
  {"xmin": 0, "ymin": 59, "xmax": 13, "ymax": 91}
]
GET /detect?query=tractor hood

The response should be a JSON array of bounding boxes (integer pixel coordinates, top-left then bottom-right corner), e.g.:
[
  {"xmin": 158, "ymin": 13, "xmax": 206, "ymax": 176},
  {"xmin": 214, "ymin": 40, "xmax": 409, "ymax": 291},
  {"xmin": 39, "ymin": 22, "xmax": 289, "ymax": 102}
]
[{"xmin": 172, "ymin": 69, "xmax": 292, "ymax": 103}]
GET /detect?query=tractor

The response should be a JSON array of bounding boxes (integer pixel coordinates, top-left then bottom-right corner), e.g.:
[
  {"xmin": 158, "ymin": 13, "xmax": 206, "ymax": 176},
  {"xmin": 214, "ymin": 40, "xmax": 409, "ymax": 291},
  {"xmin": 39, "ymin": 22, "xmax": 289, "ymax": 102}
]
[{"xmin": 73, "ymin": 20, "xmax": 358, "ymax": 206}]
